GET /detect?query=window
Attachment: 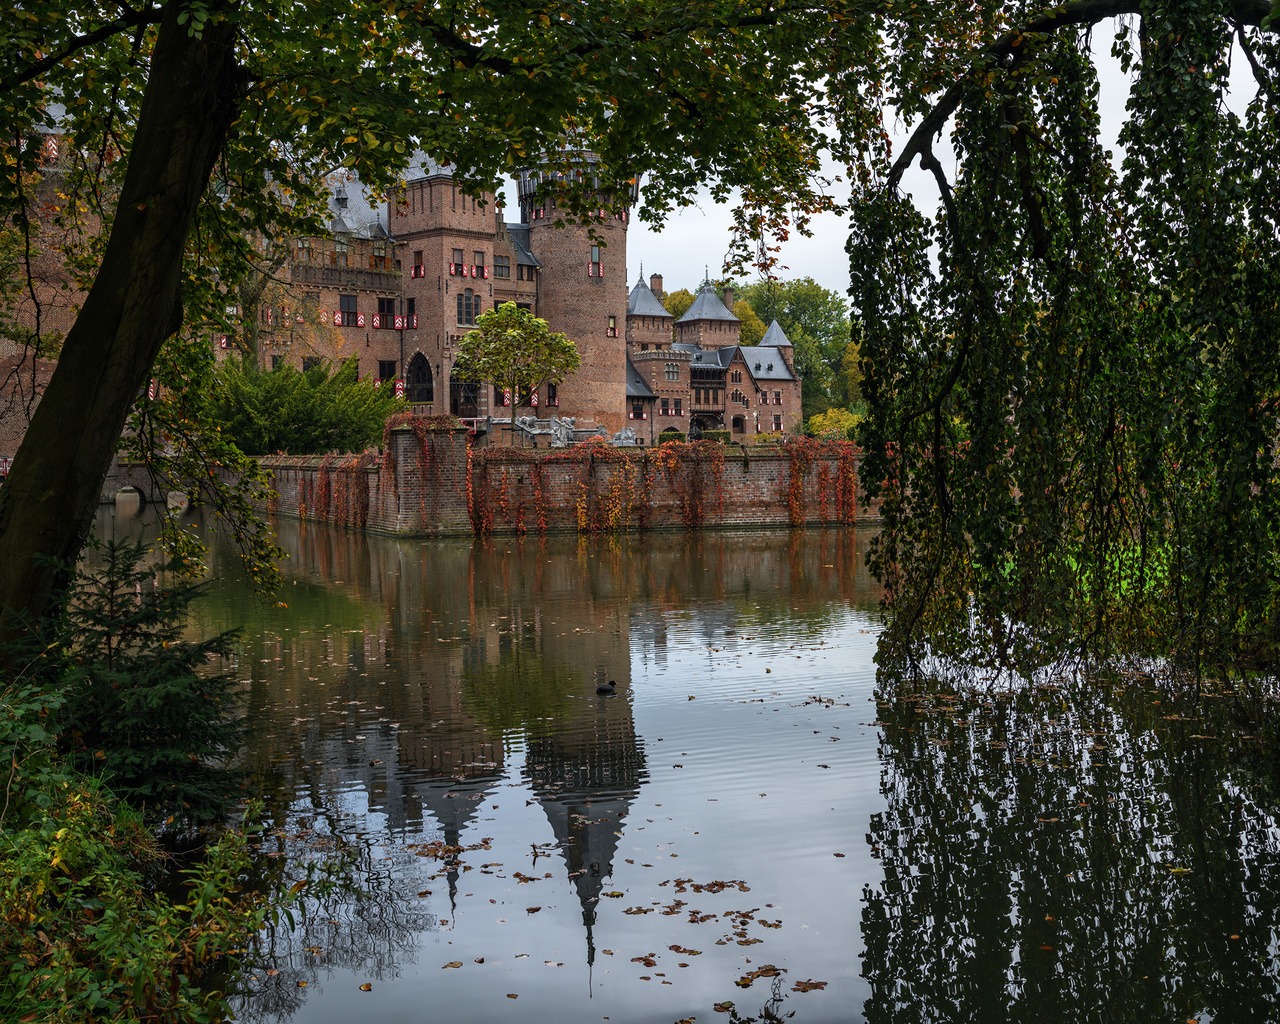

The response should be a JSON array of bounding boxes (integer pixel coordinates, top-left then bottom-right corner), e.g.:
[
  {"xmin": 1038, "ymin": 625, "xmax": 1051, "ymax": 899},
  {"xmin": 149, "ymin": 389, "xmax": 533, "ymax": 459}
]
[
  {"xmin": 337, "ymin": 294, "xmax": 357, "ymax": 326},
  {"xmin": 547, "ymin": 383, "xmax": 558, "ymax": 407},
  {"xmin": 406, "ymin": 298, "xmax": 415, "ymax": 324},
  {"xmin": 297, "ymin": 238, "xmax": 313, "ymax": 261},
  {"xmin": 494, "ymin": 385, "xmax": 511, "ymax": 407},
  {"xmin": 774, "ymin": 414, "xmax": 782, "ymax": 432},
  {"xmin": 519, "ymin": 386, "xmax": 534, "ymax": 407},
  {"xmin": 332, "ymin": 241, "xmax": 349, "ymax": 267},
  {"xmin": 474, "ymin": 251, "xmax": 485, "ymax": 269},
  {"xmin": 674, "ymin": 398, "xmax": 682, "ymax": 416},
  {"xmin": 271, "ymin": 355, "xmax": 282, "ymax": 370},
  {"xmin": 774, "ymin": 391, "xmax": 782, "ymax": 405},
  {"xmin": 457, "ymin": 289, "xmax": 478, "ymax": 326},
  {"xmin": 494, "ymin": 254, "xmax": 510, "ymax": 279},
  {"xmin": 731, "ymin": 370, "xmax": 743, "ymax": 384},
  {"xmin": 517, "ymin": 264, "xmax": 536, "ymax": 283},
  {"xmin": 665, "ymin": 362, "xmax": 678, "ymax": 382},
  {"xmin": 607, "ymin": 316, "xmax": 617, "ymax": 338},
  {"xmin": 371, "ymin": 241, "xmax": 386, "ymax": 269},
  {"xmin": 377, "ymin": 296, "xmax": 395, "ymax": 328},
  {"xmin": 631, "ymin": 401, "xmax": 645, "ymax": 420},
  {"xmin": 641, "ymin": 344, "xmax": 648, "ymax": 351},
  {"xmin": 588, "ymin": 244, "xmax": 601, "ymax": 277},
  {"xmin": 452, "ymin": 248, "xmax": 464, "ymax": 264},
  {"xmin": 661, "ymin": 398, "xmax": 669, "ymax": 415},
  {"xmin": 378, "ymin": 360, "xmax": 397, "ymax": 381},
  {"xmin": 302, "ymin": 357, "xmax": 321, "ymax": 371}
]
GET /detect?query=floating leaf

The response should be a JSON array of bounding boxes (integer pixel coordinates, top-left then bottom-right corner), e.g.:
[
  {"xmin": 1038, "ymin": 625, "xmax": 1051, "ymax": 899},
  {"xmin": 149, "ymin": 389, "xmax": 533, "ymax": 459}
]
[
  {"xmin": 443, "ymin": 961, "xmax": 463, "ymax": 969},
  {"xmin": 359, "ymin": 983, "xmax": 372, "ymax": 991}
]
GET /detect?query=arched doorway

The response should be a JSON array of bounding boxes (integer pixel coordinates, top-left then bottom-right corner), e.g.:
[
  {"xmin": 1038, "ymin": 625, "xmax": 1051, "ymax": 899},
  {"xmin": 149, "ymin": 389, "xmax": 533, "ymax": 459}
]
[
  {"xmin": 406, "ymin": 352, "xmax": 433, "ymax": 403},
  {"xmin": 450, "ymin": 375, "xmax": 478, "ymax": 418},
  {"xmin": 732, "ymin": 416, "xmax": 745, "ymax": 435}
]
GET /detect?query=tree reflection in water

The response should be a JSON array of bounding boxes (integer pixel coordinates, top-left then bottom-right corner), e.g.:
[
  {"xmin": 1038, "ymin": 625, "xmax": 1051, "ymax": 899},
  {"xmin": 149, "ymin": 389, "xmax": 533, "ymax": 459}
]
[{"xmin": 862, "ymin": 672, "xmax": 1280, "ymax": 1023}]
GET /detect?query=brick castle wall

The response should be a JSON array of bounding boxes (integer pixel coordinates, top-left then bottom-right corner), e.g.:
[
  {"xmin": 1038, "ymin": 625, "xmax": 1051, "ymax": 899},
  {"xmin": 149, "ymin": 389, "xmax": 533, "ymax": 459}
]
[{"xmin": 254, "ymin": 420, "xmax": 879, "ymax": 536}]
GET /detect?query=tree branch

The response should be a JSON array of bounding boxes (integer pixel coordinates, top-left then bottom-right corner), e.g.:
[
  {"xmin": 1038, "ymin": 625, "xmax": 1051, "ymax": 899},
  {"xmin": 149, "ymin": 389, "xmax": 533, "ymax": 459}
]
[
  {"xmin": 887, "ymin": 0, "xmax": 1274, "ymax": 191},
  {"xmin": 0, "ymin": 5, "xmax": 162, "ymax": 97}
]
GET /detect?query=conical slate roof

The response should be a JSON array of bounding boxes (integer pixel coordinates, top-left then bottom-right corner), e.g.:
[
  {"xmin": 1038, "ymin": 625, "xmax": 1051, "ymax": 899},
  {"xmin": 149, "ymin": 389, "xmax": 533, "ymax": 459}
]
[
  {"xmin": 628, "ymin": 276, "xmax": 671, "ymax": 318},
  {"xmin": 676, "ymin": 282, "xmax": 739, "ymax": 324},
  {"xmin": 760, "ymin": 319, "xmax": 792, "ymax": 348}
]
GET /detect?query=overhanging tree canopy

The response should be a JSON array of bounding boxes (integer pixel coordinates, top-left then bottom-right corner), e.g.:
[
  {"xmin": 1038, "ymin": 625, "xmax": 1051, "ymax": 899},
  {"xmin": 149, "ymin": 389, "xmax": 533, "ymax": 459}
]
[
  {"xmin": 0, "ymin": 0, "xmax": 877, "ymax": 634},
  {"xmin": 852, "ymin": 0, "xmax": 1280, "ymax": 675}
]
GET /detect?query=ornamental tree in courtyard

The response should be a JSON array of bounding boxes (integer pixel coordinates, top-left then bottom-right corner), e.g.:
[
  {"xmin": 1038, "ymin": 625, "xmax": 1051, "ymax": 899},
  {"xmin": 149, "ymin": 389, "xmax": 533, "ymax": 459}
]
[{"xmin": 452, "ymin": 303, "xmax": 579, "ymax": 441}]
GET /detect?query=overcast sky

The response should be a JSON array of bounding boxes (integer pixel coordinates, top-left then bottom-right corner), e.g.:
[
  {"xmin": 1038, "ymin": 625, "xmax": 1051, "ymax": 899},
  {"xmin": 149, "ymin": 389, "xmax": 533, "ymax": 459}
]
[{"xmin": 598, "ymin": 26, "xmax": 1258, "ymax": 300}]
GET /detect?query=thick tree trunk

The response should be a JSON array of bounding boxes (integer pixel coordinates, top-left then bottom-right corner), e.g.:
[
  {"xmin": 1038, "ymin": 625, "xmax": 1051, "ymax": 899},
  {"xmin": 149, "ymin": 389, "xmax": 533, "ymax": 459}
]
[{"xmin": 0, "ymin": 4, "xmax": 240, "ymax": 639}]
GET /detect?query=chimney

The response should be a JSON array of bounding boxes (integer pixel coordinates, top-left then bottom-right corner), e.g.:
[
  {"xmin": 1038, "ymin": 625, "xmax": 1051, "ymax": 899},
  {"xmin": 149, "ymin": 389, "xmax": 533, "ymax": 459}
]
[
  {"xmin": 650, "ymin": 273, "xmax": 663, "ymax": 297},
  {"xmin": 723, "ymin": 285, "xmax": 735, "ymax": 310}
]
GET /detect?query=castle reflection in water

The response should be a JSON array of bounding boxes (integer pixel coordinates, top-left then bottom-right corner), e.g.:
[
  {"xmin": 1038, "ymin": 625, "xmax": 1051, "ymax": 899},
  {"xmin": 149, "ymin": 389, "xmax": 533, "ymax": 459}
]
[{"xmin": 188, "ymin": 521, "xmax": 880, "ymax": 969}]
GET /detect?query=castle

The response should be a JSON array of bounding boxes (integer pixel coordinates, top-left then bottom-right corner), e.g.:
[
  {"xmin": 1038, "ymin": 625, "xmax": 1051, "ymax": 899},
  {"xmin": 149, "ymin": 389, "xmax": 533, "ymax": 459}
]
[{"xmin": 274, "ymin": 154, "xmax": 802, "ymax": 442}]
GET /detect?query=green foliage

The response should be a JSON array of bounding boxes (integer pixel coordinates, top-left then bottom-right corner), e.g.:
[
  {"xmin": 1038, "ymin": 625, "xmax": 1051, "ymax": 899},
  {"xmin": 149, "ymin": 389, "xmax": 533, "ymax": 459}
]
[
  {"xmin": 852, "ymin": 3, "xmax": 1280, "ymax": 676},
  {"xmin": 659, "ymin": 429, "xmax": 687, "ymax": 443},
  {"xmin": 56, "ymin": 538, "xmax": 243, "ymax": 827},
  {"xmin": 453, "ymin": 303, "xmax": 580, "ymax": 434},
  {"xmin": 206, "ymin": 355, "xmax": 404, "ymax": 456},
  {"xmin": 663, "ymin": 289, "xmax": 696, "ymax": 320},
  {"xmin": 703, "ymin": 430, "xmax": 732, "ymax": 444},
  {"xmin": 732, "ymin": 299, "xmax": 767, "ymax": 346},
  {"xmin": 0, "ymin": 783, "xmax": 283, "ymax": 1024},
  {"xmin": 736, "ymin": 278, "xmax": 853, "ymax": 416}
]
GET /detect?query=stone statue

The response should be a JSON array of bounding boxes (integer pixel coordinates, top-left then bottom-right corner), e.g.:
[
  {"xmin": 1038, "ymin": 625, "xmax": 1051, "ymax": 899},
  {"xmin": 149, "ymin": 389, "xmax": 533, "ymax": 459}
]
[{"xmin": 612, "ymin": 427, "xmax": 638, "ymax": 446}]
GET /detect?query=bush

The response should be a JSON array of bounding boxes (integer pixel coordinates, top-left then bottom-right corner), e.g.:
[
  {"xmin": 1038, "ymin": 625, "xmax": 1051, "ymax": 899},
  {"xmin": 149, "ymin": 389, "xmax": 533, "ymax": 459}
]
[
  {"xmin": 703, "ymin": 430, "xmax": 731, "ymax": 444},
  {"xmin": 206, "ymin": 355, "xmax": 404, "ymax": 455},
  {"xmin": 658, "ymin": 429, "xmax": 686, "ymax": 443}
]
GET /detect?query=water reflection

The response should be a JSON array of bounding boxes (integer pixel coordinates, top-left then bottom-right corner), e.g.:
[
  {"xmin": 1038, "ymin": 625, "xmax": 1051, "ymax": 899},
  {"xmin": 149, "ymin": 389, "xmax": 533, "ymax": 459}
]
[
  {"xmin": 862, "ymin": 678, "xmax": 1280, "ymax": 1023},
  {"xmin": 168, "ymin": 516, "xmax": 885, "ymax": 1021}
]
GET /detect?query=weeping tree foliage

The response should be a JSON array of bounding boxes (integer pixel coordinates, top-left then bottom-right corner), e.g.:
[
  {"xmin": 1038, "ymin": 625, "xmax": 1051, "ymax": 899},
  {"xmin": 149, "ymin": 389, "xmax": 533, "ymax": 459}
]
[{"xmin": 853, "ymin": 1, "xmax": 1280, "ymax": 677}]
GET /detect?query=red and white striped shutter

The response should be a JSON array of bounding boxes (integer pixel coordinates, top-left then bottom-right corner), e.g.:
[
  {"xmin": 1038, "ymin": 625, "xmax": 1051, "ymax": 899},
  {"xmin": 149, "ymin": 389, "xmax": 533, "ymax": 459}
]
[
  {"xmin": 395, "ymin": 314, "xmax": 405, "ymax": 329},
  {"xmin": 219, "ymin": 335, "xmax": 229, "ymax": 349},
  {"xmin": 333, "ymin": 310, "xmax": 343, "ymax": 326},
  {"xmin": 371, "ymin": 313, "xmax": 380, "ymax": 329},
  {"xmin": 503, "ymin": 388, "xmax": 512, "ymax": 407},
  {"xmin": 147, "ymin": 379, "xmax": 158, "ymax": 400},
  {"xmin": 412, "ymin": 314, "xmax": 418, "ymax": 328},
  {"xmin": 394, "ymin": 379, "xmax": 405, "ymax": 398},
  {"xmin": 531, "ymin": 390, "xmax": 538, "ymax": 407}
]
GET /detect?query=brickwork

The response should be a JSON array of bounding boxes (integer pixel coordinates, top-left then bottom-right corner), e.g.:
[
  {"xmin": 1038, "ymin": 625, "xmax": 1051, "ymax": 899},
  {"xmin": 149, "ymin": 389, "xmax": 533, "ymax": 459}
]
[
  {"xmin": 527, "ymin": 204, "xmax": 628, "ymax": 433},
  {"xmin": 251, "ymin": 417, "xmax": 879, "ymax": 537}
]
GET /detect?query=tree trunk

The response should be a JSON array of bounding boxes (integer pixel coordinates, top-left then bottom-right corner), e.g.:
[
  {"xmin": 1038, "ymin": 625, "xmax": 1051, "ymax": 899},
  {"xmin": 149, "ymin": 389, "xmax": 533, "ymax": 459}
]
[{"xmin": 0, "ymin": 4, "xmax": 241, "ymax": 639}]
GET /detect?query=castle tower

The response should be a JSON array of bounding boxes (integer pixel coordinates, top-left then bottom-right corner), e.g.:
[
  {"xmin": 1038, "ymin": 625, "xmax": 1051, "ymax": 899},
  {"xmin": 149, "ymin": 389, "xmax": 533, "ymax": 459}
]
[
  {"xmin": 515, "ymin": 157, "xmax": 636, "ymax": 433},
  {"xmin": 674, "ymin": 280, "xmax": 740, "ymax": 349}
]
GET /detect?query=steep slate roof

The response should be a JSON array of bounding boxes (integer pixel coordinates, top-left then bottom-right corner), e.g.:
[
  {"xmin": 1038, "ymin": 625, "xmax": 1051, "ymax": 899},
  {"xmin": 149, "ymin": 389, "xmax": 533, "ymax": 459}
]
[
  {"xmin": 676, "ymin": 282, "xmax": 739, "ymax": 324},
  {"xmin": 628, "ymin": 276, "xmax": 672, "ymax": 318},
  {"xmin": 739, "ymin": 345, "xmax": 795, "ymax": 381},
  {"xmin": 760, "ymin": 320, "xmax": 792, "ymax": 348},
  {"xmin": 326, "ymin": 176, "xmax": 396, "ymax": 240},
  {"xmin": 506, "ymin": 224, "xmax": 541, "ymax": 267},
  {"xmin": 626, "ymin": 357, "xmax": 656, "ymax": 399}
]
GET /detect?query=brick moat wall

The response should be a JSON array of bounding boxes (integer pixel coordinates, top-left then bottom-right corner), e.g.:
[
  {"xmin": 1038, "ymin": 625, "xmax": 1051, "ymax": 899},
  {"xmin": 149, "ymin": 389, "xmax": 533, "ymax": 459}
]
[{"xmin": 255, "ymin": 419, "xmax": 880, "ymax": 537}]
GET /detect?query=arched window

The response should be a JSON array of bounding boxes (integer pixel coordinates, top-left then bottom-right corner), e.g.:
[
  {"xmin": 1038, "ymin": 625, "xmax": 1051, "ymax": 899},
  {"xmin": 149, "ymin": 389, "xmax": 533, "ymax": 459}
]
[{"xmin": 406, "ymin": 352, "xmax": 433, "ymax": 403}]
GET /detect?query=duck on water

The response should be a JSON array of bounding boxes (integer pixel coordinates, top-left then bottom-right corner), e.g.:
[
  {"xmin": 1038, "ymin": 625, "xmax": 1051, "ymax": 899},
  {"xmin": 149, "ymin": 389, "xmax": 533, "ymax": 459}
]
[{"xmin": 596, "ymin": 680, "xmax": 617, "ymax": 695}]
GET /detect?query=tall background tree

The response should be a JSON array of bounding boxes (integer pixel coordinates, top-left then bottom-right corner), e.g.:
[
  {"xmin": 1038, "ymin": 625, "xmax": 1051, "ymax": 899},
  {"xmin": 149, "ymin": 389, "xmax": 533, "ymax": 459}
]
[
  {"xmin": 0, "ymin": 0, "xmax": 877, "ymax": 635},
  {"xmin": 851, "ymin": 1, "xmax": 1280, "ymax": 675}
]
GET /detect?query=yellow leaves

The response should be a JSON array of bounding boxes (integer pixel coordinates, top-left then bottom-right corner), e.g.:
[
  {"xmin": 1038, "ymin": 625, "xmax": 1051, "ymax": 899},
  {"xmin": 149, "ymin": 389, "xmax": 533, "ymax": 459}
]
[{"xmin": 359, "ymin": 982, "xmax": 372, "ymax": 991}]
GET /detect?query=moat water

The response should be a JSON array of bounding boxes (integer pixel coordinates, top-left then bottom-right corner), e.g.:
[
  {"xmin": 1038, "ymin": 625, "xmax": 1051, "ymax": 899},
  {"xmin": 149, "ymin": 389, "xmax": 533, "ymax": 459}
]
[{"xmin": 98, "ymin": 507, "xmax": 1280, "ymax": 1023}]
